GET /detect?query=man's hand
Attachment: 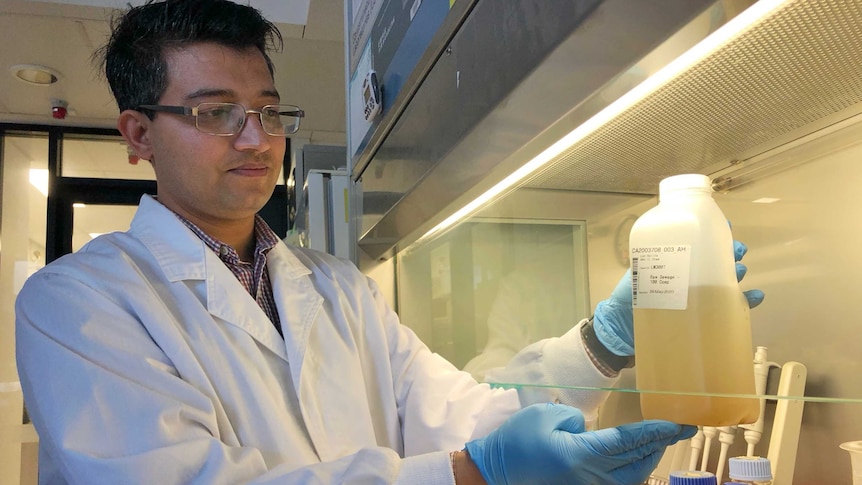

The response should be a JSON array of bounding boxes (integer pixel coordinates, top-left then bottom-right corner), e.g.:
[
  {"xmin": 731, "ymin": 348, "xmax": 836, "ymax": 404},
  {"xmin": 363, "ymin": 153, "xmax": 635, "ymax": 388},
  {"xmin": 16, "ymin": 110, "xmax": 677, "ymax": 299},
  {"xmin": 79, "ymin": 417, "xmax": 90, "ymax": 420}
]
[
  {"xmin": 464, "ymin": 403, "xmax": 696, "ymax": 485},
  {"xmin": 593, "ymin": 240, "xmax": 765, "ymax": 357}
]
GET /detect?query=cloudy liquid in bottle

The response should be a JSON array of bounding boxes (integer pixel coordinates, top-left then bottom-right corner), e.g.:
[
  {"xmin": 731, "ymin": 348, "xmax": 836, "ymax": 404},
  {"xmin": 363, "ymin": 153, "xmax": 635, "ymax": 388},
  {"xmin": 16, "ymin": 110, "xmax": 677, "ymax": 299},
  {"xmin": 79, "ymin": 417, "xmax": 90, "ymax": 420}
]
[{"xmin": 634, "ymin": 285, "xmax": 759, "ymax": 426}]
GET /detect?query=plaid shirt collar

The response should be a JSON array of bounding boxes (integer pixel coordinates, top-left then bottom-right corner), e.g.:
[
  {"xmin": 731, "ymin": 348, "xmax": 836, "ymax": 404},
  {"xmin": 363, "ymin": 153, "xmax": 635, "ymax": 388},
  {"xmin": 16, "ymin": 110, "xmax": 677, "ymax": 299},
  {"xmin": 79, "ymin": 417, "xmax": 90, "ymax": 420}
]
[
  {"xmin": 172, "ymin": 213, "xmax": 280, "ymax": 264},
  {"xmin": 153, "ymin": 200, "xmax": 285, "ymax": 333}
]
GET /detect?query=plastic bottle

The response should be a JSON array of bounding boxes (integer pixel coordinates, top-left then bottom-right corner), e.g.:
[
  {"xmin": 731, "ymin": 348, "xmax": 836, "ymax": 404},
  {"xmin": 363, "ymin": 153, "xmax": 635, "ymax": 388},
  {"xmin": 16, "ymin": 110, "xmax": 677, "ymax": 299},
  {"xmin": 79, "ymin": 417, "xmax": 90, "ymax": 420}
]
[
  {"xmin": 629, "ymin": 173, "xmax": 759, "ymax": 426},
  {"xmin": 726, "ymin": 456, "xmax": 773, "ymax": 484},
  {"xmin": 669, "ymin": 470, "xmax": 718, "ymax": 484}
]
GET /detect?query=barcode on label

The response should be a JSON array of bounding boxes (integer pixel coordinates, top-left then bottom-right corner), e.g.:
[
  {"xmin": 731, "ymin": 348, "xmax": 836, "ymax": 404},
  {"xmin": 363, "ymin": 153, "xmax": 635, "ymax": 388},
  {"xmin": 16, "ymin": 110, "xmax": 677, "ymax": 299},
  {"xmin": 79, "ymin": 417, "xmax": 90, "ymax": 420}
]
[{"xmin": 631, "ymin": 257, "xmax": 639, "ymax": 305}]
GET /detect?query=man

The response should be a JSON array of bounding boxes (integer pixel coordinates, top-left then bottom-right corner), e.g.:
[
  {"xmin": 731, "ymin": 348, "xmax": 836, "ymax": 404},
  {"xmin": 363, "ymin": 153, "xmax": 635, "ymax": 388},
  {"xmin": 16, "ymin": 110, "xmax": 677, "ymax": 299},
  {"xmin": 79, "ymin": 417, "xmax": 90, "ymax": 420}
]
[{"xmin": 15, "ymin": 1, "xmax": 762, "ymax": 483}]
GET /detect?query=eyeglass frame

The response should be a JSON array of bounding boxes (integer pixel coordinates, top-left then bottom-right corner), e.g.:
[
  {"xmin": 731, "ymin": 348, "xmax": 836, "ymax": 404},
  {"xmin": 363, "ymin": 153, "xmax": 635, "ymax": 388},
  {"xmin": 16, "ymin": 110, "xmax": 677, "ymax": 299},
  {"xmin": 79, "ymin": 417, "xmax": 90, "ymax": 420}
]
[{"xmin": 136, "ymin": 102, "xmax": 305, "ymax": 136}]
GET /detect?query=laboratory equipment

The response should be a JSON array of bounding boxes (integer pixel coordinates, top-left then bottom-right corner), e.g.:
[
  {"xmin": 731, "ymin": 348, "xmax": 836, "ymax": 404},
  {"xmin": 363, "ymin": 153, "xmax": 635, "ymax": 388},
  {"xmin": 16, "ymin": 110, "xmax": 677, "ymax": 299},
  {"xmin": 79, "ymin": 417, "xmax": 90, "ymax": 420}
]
[
  {"xmin": 668, "ymin": 470, "xmax": 717, "ymax": 485},
  {"xmin": 840, "ymin": 440, "xmax": 862, "ymax": 485},
  {"xmin": 739, "ymin": 347, "xmax": 780, "ymax": 456},
  {"xmin": 726, "ymin": 456, "xmax": 773, "ymax": 484},
  {"xmin": 648, "ymin": 349, "xmax": 806, "ymax": 485},
  {"xmin": 304, "ymin": 169, "xmax": 351, "ymax": 259},
  {"xmin": 629, "ymin": 174, "xmax": 759, "ymax": 426}
]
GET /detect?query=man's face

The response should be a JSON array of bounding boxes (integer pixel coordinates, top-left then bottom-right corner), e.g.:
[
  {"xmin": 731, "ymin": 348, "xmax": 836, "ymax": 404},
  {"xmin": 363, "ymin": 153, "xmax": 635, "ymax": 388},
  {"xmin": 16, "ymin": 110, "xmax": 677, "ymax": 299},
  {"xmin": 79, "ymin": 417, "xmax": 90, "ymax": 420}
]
[{"xmin": 145, "ymin": 43, "xmax": 287, "ymax": 227}]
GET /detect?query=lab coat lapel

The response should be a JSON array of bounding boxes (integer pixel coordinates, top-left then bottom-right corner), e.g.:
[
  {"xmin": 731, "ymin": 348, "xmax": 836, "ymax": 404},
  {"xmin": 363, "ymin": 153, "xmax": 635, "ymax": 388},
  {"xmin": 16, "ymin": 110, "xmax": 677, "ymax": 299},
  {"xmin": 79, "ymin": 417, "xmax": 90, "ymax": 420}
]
[
  {"xmin": 132, "ymin": 196, "xmax": 291, "ymax": 362},
  {"xmin": 266, "ymin": 243, "xmax": 322, "ymax": 387},
  {"xmin": 266, "ymin": 245, "xmax": 378, "ymax": 461},
  {"xmin": 205, "ymin": 252, "xmax": 290, "ymax": 362},
  {"xmin": 134, "ymin": 199, "xmax": 361, "ymax": 459}
]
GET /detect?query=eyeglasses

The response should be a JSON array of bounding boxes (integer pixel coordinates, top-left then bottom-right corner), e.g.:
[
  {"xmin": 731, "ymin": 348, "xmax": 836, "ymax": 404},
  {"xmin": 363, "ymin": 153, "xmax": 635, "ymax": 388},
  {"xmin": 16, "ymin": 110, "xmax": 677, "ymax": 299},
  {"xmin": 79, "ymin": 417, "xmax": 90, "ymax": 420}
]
[{"xmin": 136, "ymin": 102, "xmax": 305, "ymax": 136}]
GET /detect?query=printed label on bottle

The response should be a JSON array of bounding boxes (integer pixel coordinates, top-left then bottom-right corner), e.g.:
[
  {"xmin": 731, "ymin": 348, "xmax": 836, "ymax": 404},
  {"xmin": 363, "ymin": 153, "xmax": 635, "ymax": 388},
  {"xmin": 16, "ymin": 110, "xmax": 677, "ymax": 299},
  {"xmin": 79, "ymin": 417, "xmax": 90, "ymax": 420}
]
[{"xmin": 630, "ymin": 245, "xmax": 691, "ymax": 310}]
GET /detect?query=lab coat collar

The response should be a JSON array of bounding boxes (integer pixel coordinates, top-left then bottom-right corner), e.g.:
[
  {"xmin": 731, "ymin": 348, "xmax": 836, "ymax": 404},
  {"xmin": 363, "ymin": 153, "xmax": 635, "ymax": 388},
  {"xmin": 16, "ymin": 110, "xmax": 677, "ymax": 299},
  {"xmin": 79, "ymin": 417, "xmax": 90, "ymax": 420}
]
[
  {"xmin": 129, "ymin": 195, "xmax": 321, "ymax": 369},
  {"xmin": 130, "ymin": 195, "xmax": 312, "ymax": 282}
]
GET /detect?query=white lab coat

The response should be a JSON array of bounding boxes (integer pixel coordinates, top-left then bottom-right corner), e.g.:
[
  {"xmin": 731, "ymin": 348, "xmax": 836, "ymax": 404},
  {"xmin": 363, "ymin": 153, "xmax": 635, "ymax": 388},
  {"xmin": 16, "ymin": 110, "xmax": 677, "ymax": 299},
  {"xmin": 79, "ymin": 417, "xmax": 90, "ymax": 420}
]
[{"xmin": 16, "ymin": 195, "xmax": 617, "ymax": 484}]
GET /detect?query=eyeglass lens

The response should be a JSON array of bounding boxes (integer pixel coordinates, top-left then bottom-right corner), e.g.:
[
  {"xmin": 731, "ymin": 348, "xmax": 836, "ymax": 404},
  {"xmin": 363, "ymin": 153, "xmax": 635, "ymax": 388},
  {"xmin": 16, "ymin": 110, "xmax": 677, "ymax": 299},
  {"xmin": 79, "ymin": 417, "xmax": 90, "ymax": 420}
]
[{"xmin": 195, "ymin": 103, "xmax": 300, "ymax": 136}]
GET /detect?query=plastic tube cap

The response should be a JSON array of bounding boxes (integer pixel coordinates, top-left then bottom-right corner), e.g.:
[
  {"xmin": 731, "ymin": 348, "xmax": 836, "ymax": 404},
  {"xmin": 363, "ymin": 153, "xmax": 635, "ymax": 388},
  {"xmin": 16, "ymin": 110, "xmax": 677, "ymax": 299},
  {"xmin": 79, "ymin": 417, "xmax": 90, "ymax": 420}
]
[
  {"xmin": 669, "ymin": 470, "xmax": 718, "ymax": 484},
  {"xmin": 728, "ymin": 456, "xmax": 773, "ymax": 481}
]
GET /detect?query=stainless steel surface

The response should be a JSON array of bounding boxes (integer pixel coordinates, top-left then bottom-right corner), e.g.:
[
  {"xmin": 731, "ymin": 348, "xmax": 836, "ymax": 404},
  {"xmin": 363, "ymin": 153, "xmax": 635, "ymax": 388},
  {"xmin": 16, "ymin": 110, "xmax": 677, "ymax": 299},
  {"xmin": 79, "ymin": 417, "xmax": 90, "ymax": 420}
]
[
  {"xmin": 525, "ymin": 0, "xmax": 862, "ymax": 195},
  {"xmin": 349, "ymin": 0, "xmax": 478, "ymax": 179},
  {"xmin": 359, "ymin": 0, "xmax": 862, "ymax": 261},
  {"xmin": 356, "ymin": 0, "xmax": 715, "ymax": 260}
]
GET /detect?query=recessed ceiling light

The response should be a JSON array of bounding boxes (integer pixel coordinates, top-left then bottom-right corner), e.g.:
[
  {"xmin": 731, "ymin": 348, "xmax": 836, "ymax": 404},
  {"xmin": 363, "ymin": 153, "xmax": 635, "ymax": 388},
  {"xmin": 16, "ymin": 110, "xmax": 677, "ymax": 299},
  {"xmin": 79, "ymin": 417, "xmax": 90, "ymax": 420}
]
[
  {"xmin": 10, "ymin": 64, "xmax": 60, "ymax": 85},
  {"xmin": 752, "ymin": 197, "xmax": 780, "ymax": 204}
]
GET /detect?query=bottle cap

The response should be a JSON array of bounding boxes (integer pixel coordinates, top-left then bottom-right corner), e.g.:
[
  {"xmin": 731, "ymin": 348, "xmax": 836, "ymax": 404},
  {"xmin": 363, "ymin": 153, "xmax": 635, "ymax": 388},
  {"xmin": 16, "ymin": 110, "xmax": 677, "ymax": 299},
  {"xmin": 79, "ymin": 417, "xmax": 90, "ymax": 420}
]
[
  {"xmin": 728, "ymin": 456, "xmax": 773, "ymax": 481},
  {"xmin": 669, "ymin": 470, "xmax": 718, "ymax": 484},
  {"xmin": 659, "ymin": 173, "xmax": 712, "ymax": 197}
]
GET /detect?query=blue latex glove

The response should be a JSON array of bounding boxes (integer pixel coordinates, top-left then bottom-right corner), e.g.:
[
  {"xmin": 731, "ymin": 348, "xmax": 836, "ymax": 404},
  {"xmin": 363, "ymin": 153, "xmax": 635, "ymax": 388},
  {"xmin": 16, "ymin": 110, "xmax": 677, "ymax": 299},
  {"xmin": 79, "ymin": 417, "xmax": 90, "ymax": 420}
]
[
  {"xmin": 465, "ymin": 403, "xmax": 697, "ymax": 485},
  {"xmin": 594, "ymin": 240, "xmax": 765, "ymax": 356}
]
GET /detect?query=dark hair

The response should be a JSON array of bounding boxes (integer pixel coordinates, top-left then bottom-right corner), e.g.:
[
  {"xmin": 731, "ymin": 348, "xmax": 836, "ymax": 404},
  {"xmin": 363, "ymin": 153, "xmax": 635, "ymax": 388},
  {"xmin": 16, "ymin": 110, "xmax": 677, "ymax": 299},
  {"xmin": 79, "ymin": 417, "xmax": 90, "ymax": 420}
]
[{"xmin": 96, "ymin": 0, "xmax": 283, "ymax": 116}]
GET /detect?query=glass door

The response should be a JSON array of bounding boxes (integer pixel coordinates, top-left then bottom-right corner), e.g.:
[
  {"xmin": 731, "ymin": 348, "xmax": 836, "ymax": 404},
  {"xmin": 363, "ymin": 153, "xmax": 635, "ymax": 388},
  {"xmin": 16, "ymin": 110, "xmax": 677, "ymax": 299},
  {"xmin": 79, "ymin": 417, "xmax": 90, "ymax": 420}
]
[{"xmin": 0, "ymin": 132, "xmax": 48, "ymax": 485}]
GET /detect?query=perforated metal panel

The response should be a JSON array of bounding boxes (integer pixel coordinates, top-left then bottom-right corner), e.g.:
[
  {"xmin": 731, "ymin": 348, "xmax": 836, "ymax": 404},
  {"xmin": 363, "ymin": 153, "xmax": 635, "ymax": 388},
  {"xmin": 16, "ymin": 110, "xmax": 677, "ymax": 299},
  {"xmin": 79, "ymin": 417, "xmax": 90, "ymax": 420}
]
[{"xmin": 525, "ymin": 0, "xmax": 862, "ymax": 195}]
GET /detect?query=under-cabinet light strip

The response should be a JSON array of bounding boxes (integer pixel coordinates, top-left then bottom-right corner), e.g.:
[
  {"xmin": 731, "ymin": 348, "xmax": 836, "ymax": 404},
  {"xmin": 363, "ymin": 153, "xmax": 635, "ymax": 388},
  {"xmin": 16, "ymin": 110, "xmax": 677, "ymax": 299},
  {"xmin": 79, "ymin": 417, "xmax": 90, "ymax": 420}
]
[{"xmin": 419, "ymin": 0, "xmax": 791, "ymax": 242}]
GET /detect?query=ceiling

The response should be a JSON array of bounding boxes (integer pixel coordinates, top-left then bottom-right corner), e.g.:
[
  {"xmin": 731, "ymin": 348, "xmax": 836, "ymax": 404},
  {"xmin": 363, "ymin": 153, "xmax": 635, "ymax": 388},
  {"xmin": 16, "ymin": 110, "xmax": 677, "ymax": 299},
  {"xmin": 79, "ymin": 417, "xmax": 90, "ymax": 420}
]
[
  {"xmin": 0, "ymin": 0, "xmax": 347, "ymax": 261},
  {"xmin": 0, "ymin": 0, "xmax": 347, "ymax": 145}
]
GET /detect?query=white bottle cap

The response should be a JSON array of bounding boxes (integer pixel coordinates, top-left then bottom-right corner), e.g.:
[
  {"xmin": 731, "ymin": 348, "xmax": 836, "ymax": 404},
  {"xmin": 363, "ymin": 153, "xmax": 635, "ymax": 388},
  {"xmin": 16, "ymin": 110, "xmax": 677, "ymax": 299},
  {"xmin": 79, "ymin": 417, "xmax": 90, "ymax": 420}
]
[
  {"xmin": 659, "ymin": 173, "xmax": 712, "ymax": 197},
  {"xmin": 728, "ymin": 456, "xmax": 772, "ymax": 481}
]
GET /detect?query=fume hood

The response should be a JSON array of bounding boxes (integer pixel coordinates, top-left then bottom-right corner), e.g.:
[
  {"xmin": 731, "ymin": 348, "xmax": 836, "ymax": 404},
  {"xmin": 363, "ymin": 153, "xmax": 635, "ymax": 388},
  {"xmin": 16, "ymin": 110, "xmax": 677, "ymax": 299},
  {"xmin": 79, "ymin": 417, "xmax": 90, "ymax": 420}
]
[
  {"xmin": 350, "ymin": 0, "xmax": 862, "ymax": 260},
  {"xmin": 346, "ymin": 1, "xmax": 862, "ymax": 483}
]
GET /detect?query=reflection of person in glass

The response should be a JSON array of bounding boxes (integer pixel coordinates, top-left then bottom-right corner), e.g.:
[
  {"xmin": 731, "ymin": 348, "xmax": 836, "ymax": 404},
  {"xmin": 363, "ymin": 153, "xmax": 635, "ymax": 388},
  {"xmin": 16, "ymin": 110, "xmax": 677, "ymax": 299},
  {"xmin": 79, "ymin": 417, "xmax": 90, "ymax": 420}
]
[
  {"xmin": 467, "ymin": 237, "xmax": 764, "ymax": 391},
  {"xmin": 464, "ymin": 253, "xmax": 583, "ymax": 383},
  {"xmin": 15, "ymin": 1, "xmax": 760, "ymax": 483}
]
